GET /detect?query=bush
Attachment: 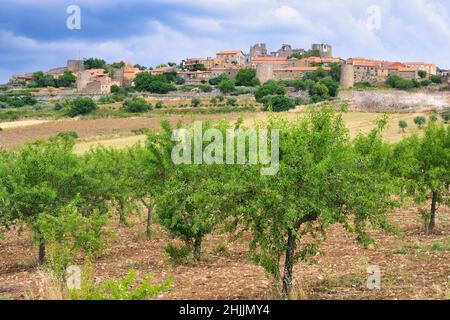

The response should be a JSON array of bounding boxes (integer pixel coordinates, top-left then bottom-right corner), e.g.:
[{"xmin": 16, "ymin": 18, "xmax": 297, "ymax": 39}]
[
  {"xmin": 70, "ymin": 268, "xmax": 171, "ymax": 300},
  {"xmin": 165, "ymin": 244, "xmax": 192, "ymax": 265},
  {"xmin": 155, "ymin": 100, "xmax": 164, "ymax": 109},
  {"xmin": 386, "ymin": 76, "xmax": 419, "ymax": 90},
  {"xmin": 254, "ymin": 82, "xmax": 286, "ymax": 102},
  {"xmin": 226, "ymin": 97, "xmax": 238, "ymax": 106},
  {"xmin": 294, "ymin": 97, "xmax": 304, "ymax": 106},
  {"xmin": 262, "ymin": 95, "xmax": 295, "ymax": 112},
  {"xmin": 191, "ymin": 98, "xmax": 202, "ymax": 107},
  {"xmin": 310, "ymin": 83, "xmax": 330, "ymax": 102},
  {"xmin": 420, "ymin": 79, "xmax": 432, "ymax": 87},
  {"xmin": 209, "ymin": 74, "xmax": 229, "ymax": 86},
  {"xmin": 430, "ymin": 76, "xmax": 442, "ymax": 84},
  {"xmin": 198, "ymin": 84, "xmax": 213, "ymax": 92},
  {"xmin": 67, "ymin": 97, "xmax": 97, "ymax": 117},
  {"xmin": 122, "ymin": 97, "xmax": 151, "ymax": 113},
  {"xmin": 217, "ymin": 79, "xmax": 235, "ymax": 94},
  {"xmin": 56, "ymin": 131, "xmax": 79, "ymax": 140}
]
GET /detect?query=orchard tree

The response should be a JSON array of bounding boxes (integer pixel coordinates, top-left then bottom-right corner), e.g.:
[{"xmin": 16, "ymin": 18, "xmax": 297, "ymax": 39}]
[
  {"xmin": 83, "ymin": 147, "xmax": 138, "ymax": 226},
  {"xmin": 151, "ymin": 121, "xmax": 234, "ymax": 260},
  {"xmin": 399, "ymin": 120, "xmax": 408, "ymax": 133},
  {"xmin": 414, "ymin": 116, "xmax": 426, "ymax": 129},
  {"xmin": 0, "ymin": 136, "xmax": 90, "ymax": 264},
  {"xmin": 232, "ymin": 106, "xmax": 398, "ymax": 298},
  {"xmin": 391, "ymin": 123, "xmax": 449, "ymax": 232}
]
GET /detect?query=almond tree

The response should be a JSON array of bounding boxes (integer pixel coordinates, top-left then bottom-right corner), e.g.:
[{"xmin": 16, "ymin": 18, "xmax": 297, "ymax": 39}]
[
  {"xmin": 232, "ymin": 106, "xmax": 398, "ymax": 298},
  {"xmin": 391, "ymin": 122, "xmax": 449, "ymax": 232}
]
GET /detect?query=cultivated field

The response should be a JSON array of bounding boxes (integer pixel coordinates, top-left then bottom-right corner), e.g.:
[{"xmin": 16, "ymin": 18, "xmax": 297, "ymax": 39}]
[{"xmin": 0, "ymin": 205, "xmax": 448, "ymax": 300}]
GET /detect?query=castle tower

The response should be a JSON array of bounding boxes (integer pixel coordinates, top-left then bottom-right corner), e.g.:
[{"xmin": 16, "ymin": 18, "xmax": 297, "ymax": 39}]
[
  {"xmin": 312, "ymin": 44, "xmax": 333, "ymax": 59},
  {"xmin": 256, "ymin": 63, "xmax": 274, "ymax": 84},
  {"xmin": 340, "ymin": 63, "xmax": 355, "ymax": 88}
]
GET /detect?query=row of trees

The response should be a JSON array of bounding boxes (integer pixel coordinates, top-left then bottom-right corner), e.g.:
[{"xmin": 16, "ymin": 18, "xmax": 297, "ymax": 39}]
[{"xmin": 0, "ymin": 106, "xmax": 448, "ymax": 298}]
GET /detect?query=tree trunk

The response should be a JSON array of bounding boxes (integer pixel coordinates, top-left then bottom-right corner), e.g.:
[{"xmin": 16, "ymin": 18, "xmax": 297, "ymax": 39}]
[
  {"xmin": 282, "ymin": 221, "xmax": 302, "ymax": 299},
  {"xmin": 193, "ymin": 236, "xmax": 202, "ymax": 261},
  {"xmin": 146, "ymin": 204, "xmax": 153, "ymax": 240},
  {"xmin": 428, "ymin": 191, "xmax": 437, "ymax": 232},
  {"xmin": 119, "ymin": 201, "xmax": 127, "ymax": 226},
  {"xmin": 38, "ymin": 241, "xmax": 46, "ymax": 265}
]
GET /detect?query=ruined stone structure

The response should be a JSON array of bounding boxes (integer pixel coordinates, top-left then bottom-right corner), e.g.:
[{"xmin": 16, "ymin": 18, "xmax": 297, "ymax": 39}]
[
  {"xmin": 312, "ymin": 44, "xmax": 333, "ymax": 59},
  {"xmin": 76, "ymin": 69, "xmax": 115, "ymax": 94},
  {"xmin": 250, "ymin": 43, "xmax": 268, "ymax": 58},
  {"xmin": 67, "ymin": 60, "xmax": 84, "ymax": 73}
]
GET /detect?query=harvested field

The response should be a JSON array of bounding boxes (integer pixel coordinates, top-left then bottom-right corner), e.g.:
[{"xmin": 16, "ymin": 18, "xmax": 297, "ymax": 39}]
[{"xmin": 0, "ymin": 111, "xmax": 432, "ymax": 150}]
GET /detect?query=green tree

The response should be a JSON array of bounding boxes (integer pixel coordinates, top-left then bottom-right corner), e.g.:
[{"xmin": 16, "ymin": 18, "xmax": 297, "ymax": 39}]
[
  {"xmin": 262, "ymin": 95, "xmax": 294, "ymax": 112},
  {"xmin": 217, "ymin": 79, "xmax": 235, "ymax": 94},
  {"xmin": 153, "ymin": 122, "xmax": 234, "ymax": 260},
  {"xmin": 310, "ymin": 82, "xmax": 329, "ymax": 102},
  {"xmin": 84, "ymin": 58, "xmax": 107, "ymax": 70},
  {"xmin": 319, "ymin": 77, "xmax": 339, "ymax": 97},
  {"xmin": 414, "ymin": 116, "xmax": 426, "ymax": 129},
  {"xmin": 67, "ymin": 97, "xmax": 97, "ymax": 117},
  {"xmin": 399, "ymin": 120, "xmax": 408, "ymax": 133},
  {"xmin": 31, "ymin": 71, "xmax": 55, "ymax": 88},
  {"xmin": 134, "ymin": 73, "xmax": 176, "ymax": 94},
  {"xmin": 56, "ymin": 71, "xmax": 77, "ymax": 88},
  {"xmin": 235, "ymin": 68, "xmax": 260, "ymax": 87},
  {"xmin": 418, "ymin": 70, "xmax": 427, "ymax": 79},
  {"xmin": 254, "ymin": 82, "xmax": 286, "ymax": 102},
  {"xmin": 391, "ymin": 123, "xmax": 449, "ymax": 232},
  {"xmin": 122, "ymin": 97, "xmax": 151, "ymax": 113},
  {"xmin": 231, "ymin": 107, "xmax": 397, "ymax": 298},
  {"xmin": 329, "ymin": 62, "xmax": 342, "ymax": 82},
  {"xmin": 0, "ymin": 135, "xmax": 103, "ymax": 264},
  {"xmin": 209, "ymin": 74, "xmax": 228, "ymax": 86}
]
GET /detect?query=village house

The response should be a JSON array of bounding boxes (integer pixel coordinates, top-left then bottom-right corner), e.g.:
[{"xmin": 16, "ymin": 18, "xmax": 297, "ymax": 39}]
[
  {"xmin": 76, "ymin": 68, "xmax": 118, "ymax": 94},
  {"xmin": 403, "ymin": 62, "xmax": 437, "ymax": 77},
  {"xmin": 216, "ymin": 50, "xmax": 246, "ymax": 68}
]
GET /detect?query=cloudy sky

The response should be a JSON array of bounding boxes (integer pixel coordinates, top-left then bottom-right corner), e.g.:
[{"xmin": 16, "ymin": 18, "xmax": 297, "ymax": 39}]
[{"xmin": 1, "ymin": 0, "xmax": 449, "ymax": 83}]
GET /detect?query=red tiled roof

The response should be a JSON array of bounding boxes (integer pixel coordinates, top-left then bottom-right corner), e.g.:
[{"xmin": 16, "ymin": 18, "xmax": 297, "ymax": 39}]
[{"xmin": 217, "ymin": 50, "xmax": 243, "ymax": 55}]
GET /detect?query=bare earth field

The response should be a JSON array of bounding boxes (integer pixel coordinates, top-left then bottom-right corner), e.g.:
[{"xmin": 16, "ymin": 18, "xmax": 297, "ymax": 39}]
[
  {"xmin": 0, "ymin": 205, "xmax": 448, "ymax": 300},
  {"xmin": 0, "ymin": 111, "xmax": 430, "ymax": 152}
]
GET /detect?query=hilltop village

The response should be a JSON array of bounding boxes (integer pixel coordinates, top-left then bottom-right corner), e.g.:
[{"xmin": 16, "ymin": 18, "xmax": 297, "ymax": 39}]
[{"xmin": 8, "ymin": 42, "xmax": 450, "ymax": 96}]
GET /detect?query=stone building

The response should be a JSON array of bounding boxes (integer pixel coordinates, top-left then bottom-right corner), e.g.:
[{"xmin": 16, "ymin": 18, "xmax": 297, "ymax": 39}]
[
  {"xmin": 76, "ymin": 69, "xmax": 115, "ymax": 94},
  {"xmin": 216, "ymin": 50, "xmax": 246, "ymax": 68},
  {"xmin": 273, "ymin": 66, "xmax": 331, "ymax": 81},
  {"xmin": 67, "ymin": 60, "xmax": 85, "ymax": 73},
  {"xmin": 387, "ymin": 66, "xmax": 417, "ymax": 80},
  {"xmin": 250, "ymin": 43, "xmax": 268, "ymax": 58},
  {"xmin": 404, "ymin": 62, "xmax": 437, "ymax": 77},
  {"xmin": 340, "ymin": 63, "xmax": 355, "ymax": 88},
  {"xmin": 256, "ymin": 63, "xmax": 274, "ymax": 84},
  {"xmin": 312, "ymin": 44, "xmax": 333, "ymax": 59}
]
